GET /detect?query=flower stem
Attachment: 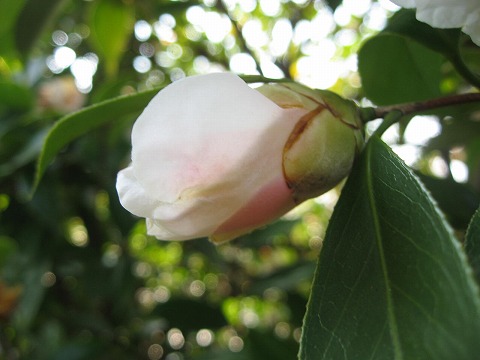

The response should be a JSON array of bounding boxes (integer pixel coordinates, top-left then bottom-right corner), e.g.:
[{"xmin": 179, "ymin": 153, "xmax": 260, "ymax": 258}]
[
  {"xmin": 372, "ymin": 110, "xmax": 403, "ymax": 138},
  {"xmin": 361, "ymin": 92, "xmax": 480, "ymax": 123}
]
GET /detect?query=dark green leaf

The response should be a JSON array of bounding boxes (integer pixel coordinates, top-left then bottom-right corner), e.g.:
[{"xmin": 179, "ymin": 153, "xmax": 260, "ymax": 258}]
[
  {"xmin": 0, "ymin": 0, "xmax": 26, "ymax": 58},
  {"xmin": 13, "ymin": 260, "xmax": 50, "ymax": 331},
  {"xmin": 358, "ymin": 34, "xmax": 444, "ymax": 105},
  {"xmin": 0, "ymin": 236, "xmax": 18, "ymax": 268},
  {"xmin": 0, "ymin": 81, "xmax": 34, "ymax": 111},
  {"xmin": 300, "ymin": 136, "xmax": 480, "ymax": 359},
  {"xmin": 0, "ymin": 129, "xmax": 47, "ymax": 177},
  {"xmin": 32, "ymin": 88, "xmax": 159, "ymax": 194},
  {"xmin": 417, "ymin": 173, "xmax": 480, "ymax": 229},
  {"xmin": 88, "ymin": 0, "xmax": 134, "ymax": 78},
  {"xmin": 14, "ymin": 0, "xmax": 68, "ymax": 57},
  {"xmin": 247, "ymin": 261, "xmax": 315, "ymax": 295},
  {"xmin": 152, "ymin": 298, "xmax": 227, "ymax": 332},
  {"xmin": 383, "ymin": 9, "xmax": 480, "ymax": 88},
  {"xmin": 248, "ymin": 330, "xmax": 298, "ymax": 360},
  {"xmin": 325, "ymin": 0, "xmax": 342, "ymax": 11},
  {"xmin": 52, "ymin": 342, "xmax": 105, "ymax": 360},
  {"xmin": 466, "ymin": 207, "xmax": 480, "ymax": 283},
  {"xmin": 384, "ymin": 9, "xmax": 460, "ymax": 57}
]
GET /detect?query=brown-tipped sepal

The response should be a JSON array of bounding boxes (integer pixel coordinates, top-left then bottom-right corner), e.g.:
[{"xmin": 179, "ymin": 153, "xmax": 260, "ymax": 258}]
[{"xmin": 259, "ymin": 83, "xmax": 364, "ymax": 203}]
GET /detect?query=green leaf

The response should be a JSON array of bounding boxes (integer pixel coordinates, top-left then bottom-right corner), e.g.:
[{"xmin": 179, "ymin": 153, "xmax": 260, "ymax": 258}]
[
  {"xmin": 325, "ymin": 0, "xmax": 342, "ymax": 11},
  {"xmin": 0, "ymin": 236, "xmax": 18, "ymax": 268},
  {"xmin": 152, "ymin": 298, "xmax": 227, "ymax": 333},
  {"xmin": 417, "ymin": 173, "xmax": 480, "ymax": 230},
  {"xmin": 88, "ymin": 0, "xmax": 134, "ymax": 78},
  {"xmin": 0, "ymin": 129, "xmax": 47, "ymax": 177},
  {"xmin": 358, "ymin": 33, "xmax": 444, "ymax": 105},
  {"xmin": 383, "ymin": 9, "xmax": 480, "ymax": 88},
  {"xmin": 384, "ymin": 9, "xmax": 460, "ymax": 57},
  {"xmin": 14, "ymin": 0, "xmax": 68, "ymax": 57},
  {"xmin": 0, "ymin": 0, "xmax": 25, "ymax": 58},
  {"xmin": 32, "ymin": 88, "xmax": 159, "ymax": 194},
  {"xmin": 0, "ymin": 81, "xmax": 34, "ymax": 110},
  {"xmin": 247, "ymin": 261, "xmax": 315, "ymax": 295},
  {"xmin": 300, "ymin": 136, "xmax": 480, "ymax": 359},
  {"xmin": 466, "ymin": 207, "xmax": 480, "ymax": 283}
]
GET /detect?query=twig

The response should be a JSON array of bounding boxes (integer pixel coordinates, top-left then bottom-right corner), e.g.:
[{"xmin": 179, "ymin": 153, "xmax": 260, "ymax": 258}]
[{"xmin": 372, "ymin": 93, "xmax": 480, "ymax": 120}]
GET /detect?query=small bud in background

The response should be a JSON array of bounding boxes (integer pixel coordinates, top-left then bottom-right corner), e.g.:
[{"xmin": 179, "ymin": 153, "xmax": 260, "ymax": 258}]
[{"xmin": 37, "ymin": 76, "xmax": 85, "ymax": 114}]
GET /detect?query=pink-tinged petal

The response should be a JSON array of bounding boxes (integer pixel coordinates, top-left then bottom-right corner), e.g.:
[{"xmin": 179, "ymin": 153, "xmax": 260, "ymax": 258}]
[
  {"xmin": 132, "ymin": 73, "xmax": 299, "ymax": 203},
  {"xmin": 116, "ymin": 73, "xmax": 363, "ymax": 242},
  {"xmin": 119, "ymin": 73, "xmax": 306, "ymax": 240},
  {"xmin": 211, "ymin": 175, "xmax": 296, "ymax": 243}
]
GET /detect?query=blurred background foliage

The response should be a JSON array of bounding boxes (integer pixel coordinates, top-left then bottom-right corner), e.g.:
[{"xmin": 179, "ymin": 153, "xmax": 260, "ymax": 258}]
[{"xmin": 0, "ymin": 0, "xmax": 479, "ymax": 359}]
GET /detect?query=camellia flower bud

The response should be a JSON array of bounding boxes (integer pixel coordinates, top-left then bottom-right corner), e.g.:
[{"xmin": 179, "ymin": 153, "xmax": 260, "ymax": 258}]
[{"xmin": 116, "ymin": 73, "xmax": 363, "ymax": 243}]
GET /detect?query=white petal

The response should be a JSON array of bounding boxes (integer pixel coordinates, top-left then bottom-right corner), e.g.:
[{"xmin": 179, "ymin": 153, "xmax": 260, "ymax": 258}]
[
  {"xmin": 415, "ymin": 0, "xmax": 477, "ymax": 28},
  {"xmin": 120, "ymin": 73, "xmax": 305, "ymax": 240},
  {"xmin": 463, "ymin": 12, "xmax": 480, "ymax": 46},
  {"xmin": 390, "ymin": 0, "xmax": 416, "ymax": 8},
  {"xmin": 392, "ymin": 0, "xmax": 480, "ymax": 46},
  {"xmin": 116, "ymin": 166, "xmax": 160, "ymax": 218}
]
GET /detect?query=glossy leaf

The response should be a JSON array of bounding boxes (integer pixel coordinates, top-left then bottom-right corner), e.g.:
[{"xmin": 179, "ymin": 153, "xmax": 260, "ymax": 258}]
[
  {"xmin": 88, "ymin": 0, "xmax": 134, "ymax": 78},
  {"xmin": 358, "ymin": 33, "xmax": 443, "ymax": 105},
  {"xmin": 300, "ymin": 136, "xmax": 480, "ymax": 359},
  {"xmin": 32, "ymin": 88, "xmax": 158, "ymax": 194},
  {"xmin": 383, "ymin": 9, "xmax": 480, "ymax": 88},
  {"xmin": 417, "ymin": 173, "xmax": 480, "ymax": 229},
  {"xmin": 384, "ymin": 9, "xmax": 460, "ymax": 57},
  {"xmin": 466, "ymin": 207, "xmax": 480, "ymax": 283}
]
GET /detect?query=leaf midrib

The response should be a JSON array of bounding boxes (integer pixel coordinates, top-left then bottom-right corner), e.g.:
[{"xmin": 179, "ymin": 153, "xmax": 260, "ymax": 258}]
[{"xmin": 365, "ymin": 137, "xmax": 403, "ymax": 360}]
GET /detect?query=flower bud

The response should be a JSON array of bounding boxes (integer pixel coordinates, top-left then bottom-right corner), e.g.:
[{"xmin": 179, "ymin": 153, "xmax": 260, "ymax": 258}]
[
  {"xmin": 257, "ymin": 83, "xmax": 364, "ymax": 203},
  {"xmin": 116, "ymin": 73, "xmax": 364, "ymax": 243}
]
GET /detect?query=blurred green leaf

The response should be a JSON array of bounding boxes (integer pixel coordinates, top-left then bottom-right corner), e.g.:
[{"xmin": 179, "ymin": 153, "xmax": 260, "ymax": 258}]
[
  {"xmin": 0, "ymin": 129, "xmax": 47, "ymax": 177},
  {"xmin": 417, "ymin": 173, "xmax": 480, "ymax": 229},
  {"xmin": 52, "ymin": 342, "xmax": 105, "ymax": 360},
  {"xmin": 427, "ymin": 117, "xmax": 480, "ymax": 151},
  {"xmin": 32, "ymin": 88, "xmax": 159, "ymax": 194},
  {"xmin": 325, "ymin": 0, "xmax": 342, "ymax": 10},
  {"xmin": 358, "ymin": 34, "xmax": 443, "ymax": 105},
  {"xmin": 152, "ymin": 298, "xmax": 227, "ymax": 332},
  {"xmin": 0, "ymin": 0, "xmax": 25, "ymax": 59},
  {"xmin": 14, "ymin": 0, "xmax": 68, "ymax": 57},
  {"xmin": 466, "ymin": 207, "xmax": 480, "ymax": 283},
  {"xmin": 0, "ymin": 236, "xmax": 18, "ymax": 268},
  {"xmin": 191, "ymin": 349, "xmax": 250, "ymax": 360},
  {"xmin": 300, "ymin": 136, "xmax": 480, "ymax": 359},
  {"xmin": 13, "ymin": 260, "xmax": 50, "ymax": 331},
  {"xmin": 384, "ymin": 9, "xmax": 460, "ymax": 57},
  {"xmin": 247, "ymin": 330, "xmax": 298, "ymax": 360},
  {"xmin": 247, "ymin": 261, "xmax": 315, "ymax": 295},
  {"xmin": 383, "ymin": 9, "xmax": 480, "ymax": 88},
  {"xmin": 88, "ymin": 0, "xmax": 134, "ymax": 78},
  {"xmin": 0, "ymin": 81, "xmax": 34, "ymax": 111}
]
